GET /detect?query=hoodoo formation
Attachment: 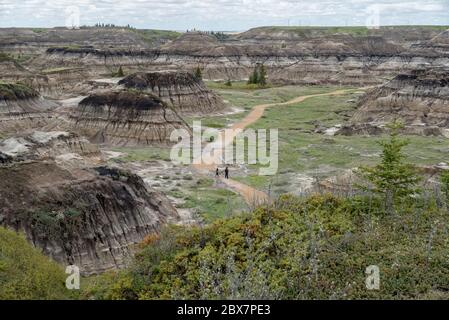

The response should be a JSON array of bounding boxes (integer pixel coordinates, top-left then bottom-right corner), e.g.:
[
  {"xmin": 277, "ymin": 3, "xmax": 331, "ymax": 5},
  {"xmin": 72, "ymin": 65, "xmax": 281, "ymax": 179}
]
[
  {"xmin": 118, "ymin": 71, "xmax": 226, "ymax": 113},
  {"xmin": 344, "ymin": 68, "xmax": 449, "ymax": 136},
  {"xmin": 0, "ymin": 82, "xmax": 58, "ymax": 133},
  {"xmin": 0, "ymin": 131, "xmax": 179, "ymax": 275},
  {"xmin": 70, "ymin": 90, "xmax": 190, "ymax": 145}
]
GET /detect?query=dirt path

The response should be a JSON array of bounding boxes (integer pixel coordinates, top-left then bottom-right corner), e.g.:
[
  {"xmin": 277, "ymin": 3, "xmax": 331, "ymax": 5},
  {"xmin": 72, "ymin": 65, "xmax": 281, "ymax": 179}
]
[{"xmin": 193, "ymin": 88, "xmax": 356, "ymax": 206}]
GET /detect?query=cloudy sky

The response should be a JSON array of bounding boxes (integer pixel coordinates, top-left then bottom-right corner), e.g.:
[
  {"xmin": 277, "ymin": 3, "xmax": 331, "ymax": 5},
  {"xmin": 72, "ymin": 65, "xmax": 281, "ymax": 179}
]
[{"xmin": 0, "ymin": 0, "xmax": 448, "ymax": 31}]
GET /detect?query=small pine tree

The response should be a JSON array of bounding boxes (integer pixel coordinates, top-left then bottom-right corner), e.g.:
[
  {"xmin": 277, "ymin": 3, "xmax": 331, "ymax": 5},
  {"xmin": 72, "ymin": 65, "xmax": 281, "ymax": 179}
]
[
  {"xmin": 248, "ymin": 66, "xmax": 258, "ymax": 85},
  {"xmin": 358, "ymin": 120, "xmax": 421, "ymax": 213},
  {"xmin": 225, "ymin": 79, "xmax": 232, "ymax": 87},
  {"xmin": 247, "ymin": 64, "xmax": 267, "ymax": 86},
  {"xmin": 258, "ymin": 64, "xmax": 267, "ymax": 86},
  {"xmin": 117, "ymin": 66, "xmax": 124, "ymax": 77},
  {"xmin": 194, "ymin": 66, "xmax": 202, "ymax": 80}
]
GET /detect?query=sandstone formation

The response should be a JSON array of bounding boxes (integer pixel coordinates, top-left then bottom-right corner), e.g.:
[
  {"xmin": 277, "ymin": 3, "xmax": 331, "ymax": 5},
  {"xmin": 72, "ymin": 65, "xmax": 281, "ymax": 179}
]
[
  {"xmin": 0, "ymin": 130, "xmax": 101, "ymax": 165},
  {"xmin": 0, "ymin": 131, "xmax": 179, "ymax": 275},
  {"xmin": 22, "ymin": 27, "xmax": 449, "ymax": 86},
  {"xmin": 0, "ymin": 82, "xmax": 58, "ymax": 133},
  {"xmin": 70, "ymin": 90, "xmax": 190, "ymax": 145},
  {"xmin": 0, "ymin": 27, "xmax": 179, "ymax": 54},
  {"xmin": 118, "ymin": 71, "xmax": 226, "ymax": 113},
  {"xmin": 346, "ymin": 68, "xmax": 449, "ymax": 136}
]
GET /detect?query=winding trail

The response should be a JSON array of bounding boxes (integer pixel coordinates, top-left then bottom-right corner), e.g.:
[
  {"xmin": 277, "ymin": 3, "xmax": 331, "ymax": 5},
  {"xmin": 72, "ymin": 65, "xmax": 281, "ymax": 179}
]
[{"xmin": 193, "ymin": 88, "xmax": 357, "ymax": 206}]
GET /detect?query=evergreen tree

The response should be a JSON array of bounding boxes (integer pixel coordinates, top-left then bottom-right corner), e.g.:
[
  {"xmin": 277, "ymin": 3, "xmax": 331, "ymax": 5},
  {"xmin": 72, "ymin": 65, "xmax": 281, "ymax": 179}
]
[
  {"xmin": 194, "ymin": 66, "xmax": 202, "ymax": 80},
  {"xmin": 247, "ymin": 64, "xmax": 267, "ymax": 86},
  {"xmin": 225, "ymin": 79, "xmax": 232, "ymax": 87},
  {"xmin": 358, "ymin": 120, "xmax": 421, "ymax": 212},
  {"xmin": 259, "ymin": 64, "xmax": 267, "ymax": 86},
  {"xmin": 117, "ymin": 66, "xmax": 124, "ymax": 77},
  {"xmin": 248, "ymin": 66, "xmax": 258, "ymax": 84}
]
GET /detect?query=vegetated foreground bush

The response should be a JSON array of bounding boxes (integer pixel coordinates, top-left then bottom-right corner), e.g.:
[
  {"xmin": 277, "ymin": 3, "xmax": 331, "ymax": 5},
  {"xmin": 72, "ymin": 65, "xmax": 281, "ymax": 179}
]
[
  {"xmin": 83, "ymin": 193, "xmax": 449, "ymax": 300},
  {"xmin": 0, "ymin": 227, "xmax": 70, "ymax": 300}
]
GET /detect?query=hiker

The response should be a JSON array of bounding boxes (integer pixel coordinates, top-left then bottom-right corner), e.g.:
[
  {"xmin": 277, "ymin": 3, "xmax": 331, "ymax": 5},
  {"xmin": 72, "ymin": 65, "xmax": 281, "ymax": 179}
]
[
  {"xmin": 216, "ymin": 168, "xmax": 220, "ymax": 177},
  {"xmin": 224, "ymin": 166, "xmax": 229, "ymax": 179}
]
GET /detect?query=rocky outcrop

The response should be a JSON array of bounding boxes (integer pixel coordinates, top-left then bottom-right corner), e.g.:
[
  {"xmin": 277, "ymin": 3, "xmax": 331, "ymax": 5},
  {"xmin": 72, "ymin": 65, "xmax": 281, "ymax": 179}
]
[
  {"xmin": 70, "ymin": 90, "xmax": 190, "ymax": 145},
  {"xmin": 0, "ymin": 130, "xmax": 101, "ymax": 165},
  {"xmin": 118, "ymin": 71, "xmax": 226, "ymax": 113},
  {"xmin": 0, "ymin": 27, "xmax": 179, "ymax": 54},
  {"xmin": 0, "ymin": 131, "xmax": 179, "ymax": 275},
  {"xmin": 0, "ymin": 83, "xmax": 58, "ymax": 133},
  {"xmin": 27, "ymin": 27, "xmax": 449, "ymax": 85},
  {"xmin": 0, "ymin": 163, "xmax": 179, "ymax": 275},
  {"xmin": 346, "ymin": 68, "xmax": 449, "ymax": 135}
]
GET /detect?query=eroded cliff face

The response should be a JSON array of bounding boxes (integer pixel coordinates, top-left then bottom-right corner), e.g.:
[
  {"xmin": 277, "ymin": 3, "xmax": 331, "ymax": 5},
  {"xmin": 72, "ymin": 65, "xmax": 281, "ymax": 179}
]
[
  {"xmin": 0, "ymin": 132, "xmax": 179, "ymax": 275},
  {"xmin": 0, "ymin": 28, "xmax": 160, "ymax": 54},
  {"xmin": 118, "ymin": 71, "xmax": 225, "ymax": 113},
  {"xmin": 0, "ymin": 83, "xmax": 59, "ymax": 133},
  {"xmin": 344, "ymin": 68, "xmax": 449, "ymax": 136},
  {"xmin": 26, "ymin": 27, "xmax": 449, "ymax": 85},
  {"xmin": 70, "ymin": 90, "xmax": 190, "ymax": 146}
]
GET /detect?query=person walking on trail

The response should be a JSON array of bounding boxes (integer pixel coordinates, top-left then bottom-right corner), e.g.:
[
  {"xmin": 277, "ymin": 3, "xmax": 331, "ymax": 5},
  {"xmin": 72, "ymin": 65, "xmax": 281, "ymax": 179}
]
[
  {"xmin": 216, "ymin": 168, "xmax": 220, "ymax": 178},
  {"xmin": 225, "ymin": 166, "xmax": 229, "ymax": 179}
]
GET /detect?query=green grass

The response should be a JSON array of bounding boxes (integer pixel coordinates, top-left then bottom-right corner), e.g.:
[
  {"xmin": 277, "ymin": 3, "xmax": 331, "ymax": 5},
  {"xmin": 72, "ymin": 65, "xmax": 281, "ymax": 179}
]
[
  {"xmin": 41, "ymin": 67, "xmax": 81, "ymax": 74},
  {"xmin": 31, "ymin": 28, "xmax": 46, "ymax": 34},
  {"xmin": 235, "ymin": 90, "xmax": 449, "ymax": 192},
  {"xmin": 0, "ymin": 82, "xmax": 38, "ymax": 100},
  {"xmin": 0, "ymin": 52, "xmax": 34, "ymax": 65},
  {"xmin": 106, "ymin": 146, "xmax": 247, "ymax": 222},
  {"xmin": 133, "ymin": 29, "xmax": 181, "ymax": 46},
  {"xmin": 109, "ymin": 146, "xmax": 172, "ymax": 162},
  {"xmin": 189, "ymin": 84, "xmax": 351, "ymax": 130},
  {"xmin": 0, "ymin": 52, "xmax": 11, "ymax": 62},
  {"xmin": 253, "ymin": 25, "xmax": 449, "ymax": 37},
  {"xmin": 206, "ymin": 81, "xmax": 273, "ymax": 91},
  {"xmin": 168, "ymin": 177, "xmax": 247, "ymax": 222}
]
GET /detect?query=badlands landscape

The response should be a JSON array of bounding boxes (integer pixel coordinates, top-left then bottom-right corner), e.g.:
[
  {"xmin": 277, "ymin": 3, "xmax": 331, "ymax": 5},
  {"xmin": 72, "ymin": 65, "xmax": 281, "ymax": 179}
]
[{"xmin": 2, "ymin": 25, "xmax": 449, "ymax": 300}]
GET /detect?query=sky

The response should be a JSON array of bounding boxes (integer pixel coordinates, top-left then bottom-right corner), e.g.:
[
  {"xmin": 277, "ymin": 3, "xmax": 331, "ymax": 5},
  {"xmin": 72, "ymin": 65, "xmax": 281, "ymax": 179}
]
[{"xmin": 0, "ymin": 0, "xmax": 448, "ymax": 31}]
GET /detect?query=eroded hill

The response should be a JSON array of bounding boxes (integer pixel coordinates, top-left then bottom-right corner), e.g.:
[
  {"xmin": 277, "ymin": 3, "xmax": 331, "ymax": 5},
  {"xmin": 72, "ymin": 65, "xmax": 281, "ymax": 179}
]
[{"xmin": 0, "ymin": 131, "xmax": 179, "ymax": 275}]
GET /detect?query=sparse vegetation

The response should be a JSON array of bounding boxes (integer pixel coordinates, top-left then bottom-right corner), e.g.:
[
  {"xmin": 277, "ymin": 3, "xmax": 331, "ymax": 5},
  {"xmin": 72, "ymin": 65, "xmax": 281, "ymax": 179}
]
[
  {"xmin": 236, "ymin": 90, "xmax": 448, "ymax": 194},
  {"xmin": 0, "ymin": 82, "xmax": 38, "ymax": 100},
  {"xmin": 111, "ymin": 66, "xmax": 125, "ymax": 77}
]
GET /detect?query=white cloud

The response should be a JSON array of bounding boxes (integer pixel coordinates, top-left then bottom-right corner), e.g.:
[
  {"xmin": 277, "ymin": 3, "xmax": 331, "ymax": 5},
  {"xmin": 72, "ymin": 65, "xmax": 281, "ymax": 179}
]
[{"xmin": 0, "ymin": 0, "xmax": 448, "ymax": 30}]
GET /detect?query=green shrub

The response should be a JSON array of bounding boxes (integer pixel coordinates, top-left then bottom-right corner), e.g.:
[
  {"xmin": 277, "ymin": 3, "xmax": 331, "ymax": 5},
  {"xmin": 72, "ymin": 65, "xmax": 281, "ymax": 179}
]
[
  {"xmin": 0, "ymin": 227, "xmax": 70, "ymax": 300},
  {"xmin": 83, "ymin": 193, "xmax": 449, "ymax": 300}
]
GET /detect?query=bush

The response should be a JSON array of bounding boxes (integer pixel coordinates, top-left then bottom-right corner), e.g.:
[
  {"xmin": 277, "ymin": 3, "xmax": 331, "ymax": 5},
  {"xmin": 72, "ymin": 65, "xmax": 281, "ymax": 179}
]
[{"xmin": 83, "ymin": 193, "xmax": 449, "ymax": 300}]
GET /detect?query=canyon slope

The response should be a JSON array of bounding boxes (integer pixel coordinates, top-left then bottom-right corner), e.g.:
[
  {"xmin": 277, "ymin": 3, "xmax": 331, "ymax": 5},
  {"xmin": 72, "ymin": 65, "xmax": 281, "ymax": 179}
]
[
  {"xmin": 0, "ymin": 82, "xmax": 59, "ymax": 133},
  {"xmin": 70, "ymin": 90, "xmax": 190, "ymax": 145},
  {"xmin": 118, "ymin": 71, "xmax": 225, "ymax": 113},
  {"xmin": 341, "ymin": 67, "xmax": 449, "ymax": 136},
  {"xmin": 7, "ymin": 26, "xmax": 448, "ymax": 88},
  {"xmin": 0, "ymin": 131, "xmax": 179, "ymax": 275}
]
